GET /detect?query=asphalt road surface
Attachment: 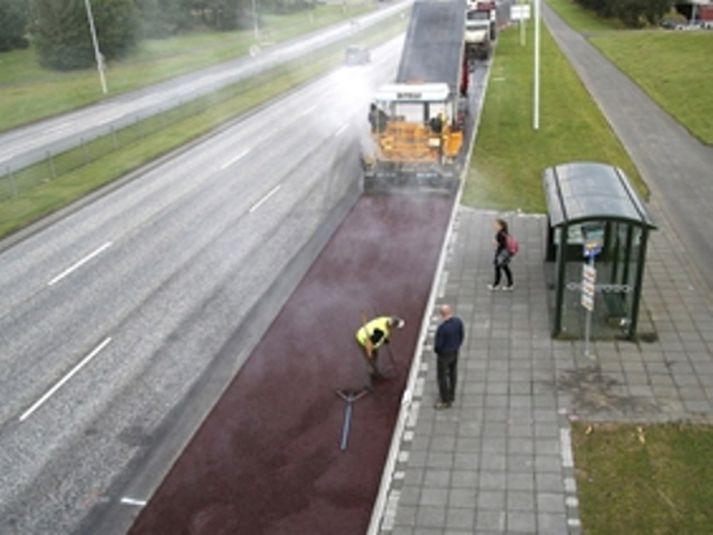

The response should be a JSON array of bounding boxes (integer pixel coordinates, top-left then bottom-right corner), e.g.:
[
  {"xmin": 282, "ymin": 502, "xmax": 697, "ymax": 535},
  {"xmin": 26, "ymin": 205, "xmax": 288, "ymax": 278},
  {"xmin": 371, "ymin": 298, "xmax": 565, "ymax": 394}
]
[
  {"xmin": 0, "ymin": 0, "xmax": 411, "ymax": 175},
  {"xmin": 127, "ymin": 193, "xmax": 454, "ymax": 535},
  {"xmin": 0, "ymin": 37, "xmax": 403, "ymax": 535},
  {"xmin": 544, "ymin": 4, "xmax": 713, "ymax": 291}
]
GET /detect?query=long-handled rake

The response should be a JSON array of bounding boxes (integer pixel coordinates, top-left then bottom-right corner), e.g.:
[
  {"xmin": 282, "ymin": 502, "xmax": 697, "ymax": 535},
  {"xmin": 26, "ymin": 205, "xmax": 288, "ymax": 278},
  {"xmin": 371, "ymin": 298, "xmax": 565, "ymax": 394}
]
[{"xmin": 335, "ymin": 388, "xmax": 369, "ymax": 451}]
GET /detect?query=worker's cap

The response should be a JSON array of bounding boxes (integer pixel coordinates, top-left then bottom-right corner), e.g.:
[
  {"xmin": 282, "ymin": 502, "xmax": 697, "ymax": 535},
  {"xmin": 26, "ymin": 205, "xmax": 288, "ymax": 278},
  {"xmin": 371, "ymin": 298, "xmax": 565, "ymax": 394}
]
[{"xmin": 390, "ymin": 316, "xmax": 406, "ymax": 329}]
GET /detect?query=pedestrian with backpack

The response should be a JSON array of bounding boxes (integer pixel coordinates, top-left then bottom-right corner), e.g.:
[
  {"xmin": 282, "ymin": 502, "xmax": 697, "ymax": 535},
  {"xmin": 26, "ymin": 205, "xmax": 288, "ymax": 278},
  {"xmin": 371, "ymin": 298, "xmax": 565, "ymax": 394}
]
[{"xmin": 488, "ymin": 218, "xmax": 517, "ymax": 291}]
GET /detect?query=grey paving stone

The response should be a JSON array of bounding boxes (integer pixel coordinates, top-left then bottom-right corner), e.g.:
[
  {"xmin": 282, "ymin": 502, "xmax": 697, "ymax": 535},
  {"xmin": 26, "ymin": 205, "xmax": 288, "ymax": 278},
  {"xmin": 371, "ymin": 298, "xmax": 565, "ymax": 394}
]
[
  {"xmin": 537, "ymin": 512, "xmax": 568, "ymax": 535},
  {"xmin": 534, "ymin": 438, "xmax": 560, "ymax": 455},
  {"xmin": 507, "ymin": 511, "xmax": 537, "ymax": 533},
  {"xmin": 416, "ymin": 506, "xmax": 447, "ymax": 528},
  {"xmin": 453, "ymin": 451, "xmax": 480, "ymax": 470},
  {"xmin": 534, "ymin": 455, "xmax": 562, "ymax": 474},
  {"xmin": 423, "ymin": 469, "xmax": 451, "ymax": 488},
  {"xmin": 536, "ymin": 473, "xmax": 565, "ymax": 493},
  {"xmin": 507, "ymin": 490, "xmax": 536, "ymax": 511},
  {"xmin": 404, "ymin": 468, "xmax": 425, "ymax": 486},
  {"xmin": 508, "ymin": 437, "xmax": 534, "ymax": 455},
  {"xmin": 413, "ymin": 528, "xmax": 442, "ymax": 535},
  {"xmin": 451, "ymin": 470, "xmax": 479, "ymax": 488},
  {"xmin": 507, "ymin": 473, "xmax": 535, "ymax": 491},
  {"xmin": 477, "ymin": 490, "xmax": 506, "ymax": 510},
  {"xmin": 479, "ymin": 471, "xmax": 507, "ymax": 490},
  {"xmin": 445, "ymin": 507, "xmax": 476, "ymax": 530},
  {"xmin": 508, "ymin": 454, "xmax": 534, "ymax": 472},
  {"xmin": 537, "ymin": 492, "xmax": 566, "ymax": 514},
  {"xmin": 475, "ymin": 510, "xmax": 507, "ymax": 532},
  {"xmin": 455, "ymin": 437, "xmax": 481, "ymax": 451},
  {"xmin": 394, "ymin": 505, "xmax": 418, "ymax": 527},
  {"xmin": 420, "ymin": 488, "xmax": 449, "ymax": 507},
  {"xmin": 400, "ymin": 486, "xmax": 422, "ymax": 506},
  {"xmin": 431, "ymin": 436, "xmax": 457, "ymax": 451},
  {"xmin": 448, "ymin": 488, "xmax": 477, "ymax": 508},
  {"xmin": 426, "ymin": 452, "xmax": 454, "ymax": 469}
]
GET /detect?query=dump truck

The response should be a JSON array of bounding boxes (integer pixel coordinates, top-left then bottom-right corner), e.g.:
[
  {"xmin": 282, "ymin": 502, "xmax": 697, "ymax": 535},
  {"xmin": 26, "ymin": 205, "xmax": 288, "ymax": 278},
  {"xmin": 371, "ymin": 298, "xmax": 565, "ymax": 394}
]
[
  {"xmin": 465, "ymin": 1, "xmax": 496, "ymax": 61},
  {"xmin": 364, "ymin": 0, "xmax": 468, "ymax": 191}
]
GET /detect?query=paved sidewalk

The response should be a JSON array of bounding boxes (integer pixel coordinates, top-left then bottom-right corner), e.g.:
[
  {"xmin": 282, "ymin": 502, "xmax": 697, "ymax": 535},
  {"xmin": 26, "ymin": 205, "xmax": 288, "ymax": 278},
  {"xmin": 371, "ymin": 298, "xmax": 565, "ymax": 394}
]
[
  {"xmin": 379, "ymin": 208, "xmax": 580, "ymax": 534},
  {"xmin": 543, "ymin": 3, "xmax": 713, "ymax": 292},
  {"xmin": 377, "ymin": 202, "xmax": 713, "ymax": 534}
]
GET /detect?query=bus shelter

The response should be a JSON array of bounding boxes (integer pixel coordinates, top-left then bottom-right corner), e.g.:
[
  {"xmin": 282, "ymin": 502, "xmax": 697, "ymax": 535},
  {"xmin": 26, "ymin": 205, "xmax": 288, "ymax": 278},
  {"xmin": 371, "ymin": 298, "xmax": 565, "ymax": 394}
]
[{"xmin": 543, "ymin": 162, "xmax": 656, "ymax": 339}]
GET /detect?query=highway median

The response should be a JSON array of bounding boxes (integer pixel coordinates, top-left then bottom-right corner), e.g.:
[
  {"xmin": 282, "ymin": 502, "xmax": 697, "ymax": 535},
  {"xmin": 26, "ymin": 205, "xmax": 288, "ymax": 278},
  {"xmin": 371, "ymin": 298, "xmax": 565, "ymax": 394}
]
[
  {"xmin": 0, "ymin": 3, "xmax": 378, "ymax": 133},
  {"xmin": 0, "ymin": 14, "xmax": 407, "ymax": 242}
]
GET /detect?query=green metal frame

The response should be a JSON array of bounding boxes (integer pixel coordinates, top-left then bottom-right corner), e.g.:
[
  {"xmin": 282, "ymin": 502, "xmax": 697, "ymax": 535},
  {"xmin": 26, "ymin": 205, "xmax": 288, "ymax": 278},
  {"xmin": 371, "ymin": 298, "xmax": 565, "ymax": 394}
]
[{"xmin": 629, "ymin": 228, "xmax": 649, "ymax": 337}]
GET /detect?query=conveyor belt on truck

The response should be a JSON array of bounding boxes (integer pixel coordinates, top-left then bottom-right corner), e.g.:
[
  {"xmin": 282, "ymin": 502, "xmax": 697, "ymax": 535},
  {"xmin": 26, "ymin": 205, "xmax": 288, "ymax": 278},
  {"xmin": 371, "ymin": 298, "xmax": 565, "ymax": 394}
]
[{"xmin": 396, "ymin": 0, "xmax": 466, "ymax": 95}]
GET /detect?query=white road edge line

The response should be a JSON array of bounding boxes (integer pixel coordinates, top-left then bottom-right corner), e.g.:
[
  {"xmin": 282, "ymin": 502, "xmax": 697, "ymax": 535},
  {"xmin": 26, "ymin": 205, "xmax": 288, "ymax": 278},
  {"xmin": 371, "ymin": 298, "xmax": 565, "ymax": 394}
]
[
  {"xmin": 120, "ymin": 497, "xmax": 147, "ymax": 507},
  {"xmin": 219, "ymin": 148, "xmax": 252, "ymax": 170},
  {"xmin": 249, "ymin": 185, "xmax": 281, "ymax": 213},
  {"xmin": 335, "ymin": 123, "xmax": 349, "ymax": 137},
  {"xmin": 300, "ymin": 104, "xmax": 317, "ymax": 116},
  {"xmin": 48, "ymin": 241, "xmax": 113, "ymax": 286},
  {"xmin": 19, "ymin": 337, "xmax": 112, "ymax": 422}
]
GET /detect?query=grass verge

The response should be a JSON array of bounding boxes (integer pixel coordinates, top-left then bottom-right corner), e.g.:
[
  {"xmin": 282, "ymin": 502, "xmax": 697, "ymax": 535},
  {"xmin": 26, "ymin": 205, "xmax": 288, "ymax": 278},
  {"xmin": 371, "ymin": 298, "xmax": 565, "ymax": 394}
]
[
  {"xmin": 0, "ymin": 3, "xmax": 376, "ymax": 132},
  {"xmin": 546, "ymin": 0, "xmax": 713, "ymax": 145},
  {"xmin": 0, "ymin": 15, "xmax": 406, "ymax": 241},
  {"xmin": 572, "ymin": 421, "xmax": 713, "ymax": 534},
  {"xmin": 545, "ymin": 0, "xmax": 622, "ymax": 33},
  {"xmin": 464, "ymin": 23, "xmax": 644, "ymax": 212},
  {"xmin": 591, "ymin": 32, "xmax": 713, "ymax": 145}
]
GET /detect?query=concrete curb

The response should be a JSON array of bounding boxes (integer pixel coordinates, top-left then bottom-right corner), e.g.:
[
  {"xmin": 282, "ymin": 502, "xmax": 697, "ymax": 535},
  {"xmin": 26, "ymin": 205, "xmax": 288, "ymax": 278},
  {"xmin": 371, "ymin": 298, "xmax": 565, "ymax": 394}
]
[{"xmin": 367, "ymin": 57, "xmax": 495, "ymax": 534}]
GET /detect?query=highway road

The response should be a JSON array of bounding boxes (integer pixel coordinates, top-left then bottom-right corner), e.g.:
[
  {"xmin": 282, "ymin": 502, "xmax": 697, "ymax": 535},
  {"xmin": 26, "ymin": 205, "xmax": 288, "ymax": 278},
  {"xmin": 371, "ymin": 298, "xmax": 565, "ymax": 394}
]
[
  {"xmin": 0, "ymin": 36, "xmax": 403, "ymax": 535},
  {"xmin": 0, "ymin": 0, "xmax": 411, "ymax": 175}
]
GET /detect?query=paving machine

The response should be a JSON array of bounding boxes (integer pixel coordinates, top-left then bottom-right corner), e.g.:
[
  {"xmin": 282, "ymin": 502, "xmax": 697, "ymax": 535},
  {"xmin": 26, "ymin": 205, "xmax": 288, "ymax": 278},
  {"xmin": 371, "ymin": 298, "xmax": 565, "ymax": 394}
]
[{"xmin": 364, "ymin": 0, "xmax": 468, "ymax": 192}]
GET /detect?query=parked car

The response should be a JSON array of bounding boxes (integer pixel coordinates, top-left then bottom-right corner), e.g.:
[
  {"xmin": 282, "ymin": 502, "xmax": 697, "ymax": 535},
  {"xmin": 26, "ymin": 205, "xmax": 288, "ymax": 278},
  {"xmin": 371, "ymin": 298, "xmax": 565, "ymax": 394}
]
[{"xmin": 344, "ymin": 45, "xmax": 370, "ymax": 66}]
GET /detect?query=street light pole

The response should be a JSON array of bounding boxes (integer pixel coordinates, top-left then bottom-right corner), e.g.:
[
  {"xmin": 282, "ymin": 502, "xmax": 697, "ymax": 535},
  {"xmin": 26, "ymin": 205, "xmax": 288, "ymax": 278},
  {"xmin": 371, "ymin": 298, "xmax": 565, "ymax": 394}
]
[
  {"xmin": 533, "ymin": 0, "xmax": 540, "ymax": 130},
  {"xmin": 83, "ymin": 0, "xmax": 107, "ymax": 94},
  {"xmin": 251, "ymin": 0, "xmax": 260, "ymax": 41}
]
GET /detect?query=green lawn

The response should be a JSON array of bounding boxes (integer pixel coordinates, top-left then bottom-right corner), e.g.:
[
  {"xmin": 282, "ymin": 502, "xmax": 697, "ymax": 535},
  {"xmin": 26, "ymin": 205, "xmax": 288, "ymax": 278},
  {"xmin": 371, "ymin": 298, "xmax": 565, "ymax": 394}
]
[
  {"xmin": 545, "ymin": 0, "xmax": 622, "ymax": 33},
  {"xmin": 0, "ymin": 2, "xmax": 376, "ymax": 132},
  {"xmin": 464, "ymin": 23, "xmax": 643, "ymax": 212},
  {"xmin": 572, "ymin": 422, "xmax": 713, "ymax": 534},
  {"xmin": 0, "ymin": 16, "xmax": 405, "ymax": 240},
  {"xmin": 546, "ymin": 0, "xmax": 713, "ymax": 145},
  {"xmin": 592, "ymin": 32, "xmax": 713, "ymax": 145}
]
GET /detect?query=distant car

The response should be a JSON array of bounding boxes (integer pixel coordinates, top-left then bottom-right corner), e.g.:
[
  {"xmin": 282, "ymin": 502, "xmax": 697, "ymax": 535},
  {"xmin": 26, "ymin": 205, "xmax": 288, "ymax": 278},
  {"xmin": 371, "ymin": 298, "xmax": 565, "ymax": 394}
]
[
  {"xmin": 660, "ymin": 19, "xmax": 700, "ymax": 30},
  {"xmin": 344, "ymin": 45, "xmax": 370, "ymax": 66},
  {"xmin": 677, "ymin": 21, "xmax": 702, "ymax": 30}
]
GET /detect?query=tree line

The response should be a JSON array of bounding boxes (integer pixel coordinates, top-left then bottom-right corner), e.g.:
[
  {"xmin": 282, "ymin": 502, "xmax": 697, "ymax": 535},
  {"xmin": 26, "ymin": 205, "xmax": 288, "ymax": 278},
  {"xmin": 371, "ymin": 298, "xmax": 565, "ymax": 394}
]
[
  {"xmin": 573, "ymin": 0, "xmax": 673, "ymax": 28},
  {"xmin": 0, "ymin": 0, "xmax": 316, "ymax": 70}
]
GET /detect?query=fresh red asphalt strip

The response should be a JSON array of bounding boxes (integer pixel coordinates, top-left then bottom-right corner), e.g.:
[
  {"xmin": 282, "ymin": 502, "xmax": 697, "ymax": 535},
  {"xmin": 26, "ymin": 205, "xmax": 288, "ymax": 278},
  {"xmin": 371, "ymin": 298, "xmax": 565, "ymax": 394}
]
[{"xmin": 129, "ymin": 193, "xmax": 453, "ymax": 535}]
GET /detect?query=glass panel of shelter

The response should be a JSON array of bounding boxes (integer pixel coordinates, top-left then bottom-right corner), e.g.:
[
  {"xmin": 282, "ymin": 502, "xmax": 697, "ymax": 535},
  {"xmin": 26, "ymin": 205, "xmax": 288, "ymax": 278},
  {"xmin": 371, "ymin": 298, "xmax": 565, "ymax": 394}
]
[{"xmin": 557, "ymin": 220, "xmax": 638, "ymax": 339}]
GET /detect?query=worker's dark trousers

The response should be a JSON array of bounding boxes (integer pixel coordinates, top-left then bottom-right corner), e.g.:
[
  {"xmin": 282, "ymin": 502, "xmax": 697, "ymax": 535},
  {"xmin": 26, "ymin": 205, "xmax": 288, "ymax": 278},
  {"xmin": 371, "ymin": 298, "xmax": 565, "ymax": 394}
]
[
  {"xmin": 436, "ymin": 352, "xmax": 458, "ymax": 403},
  {"xmin": 356, "ymin": 341, "xmax": 381, "ymax": 389},
  {"xmin": 368, "ymin": 350, "xmax": 381, "ymax": 385}
]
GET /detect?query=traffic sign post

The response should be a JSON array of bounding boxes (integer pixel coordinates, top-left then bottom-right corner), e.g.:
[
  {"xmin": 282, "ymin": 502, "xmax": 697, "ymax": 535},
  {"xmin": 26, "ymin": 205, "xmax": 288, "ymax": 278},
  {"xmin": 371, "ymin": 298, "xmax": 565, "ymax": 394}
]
[
  {"xmin": 511, "ymin": 1, "xmax": 531, "ymax": 46},
  {"xmin": 581, "ymin": 253, "xmax": 597, "ymax": 358}
]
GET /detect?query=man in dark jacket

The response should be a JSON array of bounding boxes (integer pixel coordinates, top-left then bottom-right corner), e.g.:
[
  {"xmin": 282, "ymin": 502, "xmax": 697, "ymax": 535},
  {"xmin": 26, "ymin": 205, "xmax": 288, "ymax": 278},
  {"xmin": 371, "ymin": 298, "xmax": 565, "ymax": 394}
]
[{"xmin": 433, "ymin": 304, "xmax": 464, "ymax": 409}]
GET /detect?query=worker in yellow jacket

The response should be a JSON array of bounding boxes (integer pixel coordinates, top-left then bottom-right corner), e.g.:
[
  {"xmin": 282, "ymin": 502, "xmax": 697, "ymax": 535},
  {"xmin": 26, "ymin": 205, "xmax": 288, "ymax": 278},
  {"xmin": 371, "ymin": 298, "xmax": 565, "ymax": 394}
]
[{"xmin": 356, "ymin": 313, "xmax": 405, "ymax": 388}]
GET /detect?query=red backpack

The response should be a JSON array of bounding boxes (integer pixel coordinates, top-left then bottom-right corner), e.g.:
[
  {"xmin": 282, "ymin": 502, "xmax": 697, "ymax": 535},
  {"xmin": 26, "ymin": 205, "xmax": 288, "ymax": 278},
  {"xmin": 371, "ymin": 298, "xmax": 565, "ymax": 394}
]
[{"xmin": 506, "ymin": 234, "xmax": 519, "ymax": 256}]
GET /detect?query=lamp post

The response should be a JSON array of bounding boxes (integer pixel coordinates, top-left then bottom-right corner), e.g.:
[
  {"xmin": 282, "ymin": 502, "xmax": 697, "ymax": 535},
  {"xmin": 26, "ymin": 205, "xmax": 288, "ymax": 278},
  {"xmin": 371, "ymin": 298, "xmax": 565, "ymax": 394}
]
[
  {"xmin": 533, "ymin": 0, "xmax": 540, "ymax": 130},
  {"xmin": 83, "ymin": 0, "xmax": 107, "ymax": 94},
  {"xmin": 251, "ymin": 0, "xmax": 260, "ymax": 41}
]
